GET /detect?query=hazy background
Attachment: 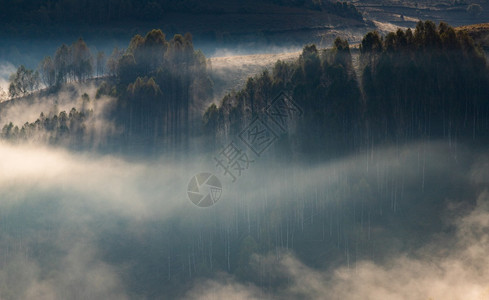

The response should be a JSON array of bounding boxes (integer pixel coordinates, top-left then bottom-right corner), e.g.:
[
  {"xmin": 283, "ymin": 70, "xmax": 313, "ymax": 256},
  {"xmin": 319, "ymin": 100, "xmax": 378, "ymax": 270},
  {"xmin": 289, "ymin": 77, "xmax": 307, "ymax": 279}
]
[{"xmin": 1, "ymin": 0, "xmax": 489, "ymax": 299}]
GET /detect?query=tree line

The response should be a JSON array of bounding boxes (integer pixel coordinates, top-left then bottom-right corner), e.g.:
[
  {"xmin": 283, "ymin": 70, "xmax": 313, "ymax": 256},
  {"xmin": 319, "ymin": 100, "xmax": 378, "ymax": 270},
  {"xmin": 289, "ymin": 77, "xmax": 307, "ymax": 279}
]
[
  {"xmin": 40, "ymin": 38, "xmax": 98, "ymax": 86},
  {"xmin": 4, "ymin": 21, "xmax": 489, "ymax": 157},
  {"xmin": 1, "ymin": 94, "xmax": 92, "ymax": 146},
  {"xmin": 8, "ymin": 37, "xmax": 101, "ymax": 98},
  {"xmin": 95, "ymin": 29, "xmax": 213, "ymax": 152},
  {"xmin": 204, "ymin": 36, "xmax": 362, "ymax": 158},
  {"xmin": 204, "ymin": 21, "xmax": 489, "ymax": 158},
  {"xmin": 4, "ymin": 29, "xmax": 214, "ymax": 153},
  {"xmin": 360, "ymin": 21, "xmax": 489, "ymax": 143}
]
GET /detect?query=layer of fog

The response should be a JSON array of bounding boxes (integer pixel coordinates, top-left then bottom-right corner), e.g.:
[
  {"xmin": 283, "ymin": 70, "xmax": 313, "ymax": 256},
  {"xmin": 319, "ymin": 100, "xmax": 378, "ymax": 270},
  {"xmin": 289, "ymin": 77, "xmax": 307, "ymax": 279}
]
[
  {"xmin": 0, "ymin": 83, "xmax": 118, "ymax": 150},
  {"xmin": 0, "ymin": 137, "xmax": 488, "ymax": 298},
  {"xmin": 0, "ymin": 141, "xmax": 192, "ymax": 299},
  {"xmin": 186, "ymin": 144, "xmax": 489, "ymax": 300},
  {"xmin": 186, "ymin": 190, "xmax": 489, "ymax": 300}
]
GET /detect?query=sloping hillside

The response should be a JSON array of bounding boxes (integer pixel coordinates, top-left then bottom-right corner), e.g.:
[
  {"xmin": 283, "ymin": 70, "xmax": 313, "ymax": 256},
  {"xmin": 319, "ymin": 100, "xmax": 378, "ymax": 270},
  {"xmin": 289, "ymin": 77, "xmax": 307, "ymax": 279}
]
[
  {"xmin": 456, "ymin": 23, "xmax": 489, "ymax": 50},
  {"xmin": 209, "ymin": 51, "xmax": 301, "ymax": 100}
]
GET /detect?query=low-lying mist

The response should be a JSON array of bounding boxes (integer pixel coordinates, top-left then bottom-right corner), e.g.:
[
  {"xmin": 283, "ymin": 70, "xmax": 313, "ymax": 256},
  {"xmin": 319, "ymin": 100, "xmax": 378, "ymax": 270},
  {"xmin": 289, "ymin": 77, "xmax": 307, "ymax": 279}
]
[
  {"xmin": 0, "ymin": 138, "xmax": 487, "ymax": 299},
  {"xmin": 0, "ymin": 83, "xmax": 119, "ymax": 151}
]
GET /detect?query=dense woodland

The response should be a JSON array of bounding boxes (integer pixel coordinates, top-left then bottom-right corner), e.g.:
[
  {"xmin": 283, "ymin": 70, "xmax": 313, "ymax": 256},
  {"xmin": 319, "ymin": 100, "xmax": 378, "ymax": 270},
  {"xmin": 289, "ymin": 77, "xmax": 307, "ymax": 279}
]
[
  {"xmin": 3, "ymin": 29, "xmax": 213, "ymax": 152},
  {"xmin": 7, "ymin": 38, "xmax": 95, "ymax": 98},
  {"xmin": 205, "ymin": 20, "xmax": 489, "ymax": 158},
  {"xmin": 105, "ymin": 30, "xmax": 213, "ymax": 152},
  {"xmin": 2, "ymin": 21, "xmax": 489, "ymax": 157},
  {"xmin": 2, "ymin": 108, "xmax": 91, "ymax": 145},
  {"xmin": 204, "ymin": 38, "xmax": 362, "ymax": 159},
  {"xmin": 361, "ymin": 21, "xmax": 489, "ymax": 143}
]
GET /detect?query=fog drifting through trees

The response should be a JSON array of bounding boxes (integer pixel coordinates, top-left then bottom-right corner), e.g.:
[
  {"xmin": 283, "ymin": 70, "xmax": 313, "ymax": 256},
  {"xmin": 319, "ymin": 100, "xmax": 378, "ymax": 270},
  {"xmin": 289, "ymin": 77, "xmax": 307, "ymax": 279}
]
[
  {"xmin": 0, "ymin": 139, "xmax": 488, "ymax": 299},
  {"xmin": 0, "ymin": 16, "xmax": 489, "ymax": 300}
]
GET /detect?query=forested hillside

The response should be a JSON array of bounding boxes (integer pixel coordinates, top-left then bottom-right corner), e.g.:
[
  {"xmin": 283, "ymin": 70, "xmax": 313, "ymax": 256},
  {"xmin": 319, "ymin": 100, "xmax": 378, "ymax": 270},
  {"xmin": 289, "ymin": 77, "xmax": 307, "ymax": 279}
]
[
  {"xmin": 362, "ymin": 21, "xmax": 489, "ymax": 142},
  {"xmin": 2, "ymin": 30, "xmax": 214, "ymax": 153},
  {"xmin": 204, "ymin": 20, "xmax": 489, "ymax": 158},
  {"xmin": 2, "ymin": 21, "xmax": 489, "ymax": 158}
]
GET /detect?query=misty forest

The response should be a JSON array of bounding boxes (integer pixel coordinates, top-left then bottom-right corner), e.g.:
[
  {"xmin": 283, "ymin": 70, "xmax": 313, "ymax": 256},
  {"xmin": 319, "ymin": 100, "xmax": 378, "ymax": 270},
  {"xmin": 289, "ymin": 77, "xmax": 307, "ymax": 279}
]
[{"xmin": 1, "ymin": 0, "xmax": 489, "ymax": 299}]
